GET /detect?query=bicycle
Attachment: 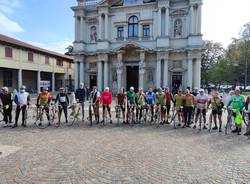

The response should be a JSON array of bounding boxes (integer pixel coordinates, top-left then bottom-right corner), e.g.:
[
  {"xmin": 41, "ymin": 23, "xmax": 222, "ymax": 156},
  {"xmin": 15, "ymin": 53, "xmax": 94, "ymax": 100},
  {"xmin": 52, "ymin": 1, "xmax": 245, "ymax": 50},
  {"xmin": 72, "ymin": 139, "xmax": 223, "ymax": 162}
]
[
  {"xmin": 208, "ymin": 110, "xmax": 213, "ymax": 132},
  {"xmin": 87, "ymin": 100, "xmax": 93, "ymax": 126},
  {"xmin": 0, "ymin": 105, "xmax": 4, "ymax": 123},
  {"xmin": 155, "ymin": 105, "xmax": 162, "ymax": 128},
  {"xmin": 127, "ymin": 104, "xmax": 135, "ymax": 125},
  {"xmin": 100, "ymin": 105, "xmax": 111, "ymax": 126},
  {"xmin": 68, "ymin": 103, "xmax": 81, "ymax": 126},
  {"xmin": 225, "ymin": 108, "xmax": 234, "ymax": 135},
  {"xmin": 170, "ymin": 106, "xmax": 183, "ymax": 129},
  {"xmin": 115, "ymin": 105, "xmax": 123, "ymax": 125},
  {"xmin": 34, "ymin": 105, "xmax": 52, "ymax": 129}
]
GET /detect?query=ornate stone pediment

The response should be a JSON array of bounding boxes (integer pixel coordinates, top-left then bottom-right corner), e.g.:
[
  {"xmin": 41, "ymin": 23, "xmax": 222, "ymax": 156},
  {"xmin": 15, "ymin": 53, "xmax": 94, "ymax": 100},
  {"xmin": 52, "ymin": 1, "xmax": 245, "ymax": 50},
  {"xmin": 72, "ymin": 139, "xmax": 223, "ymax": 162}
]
[{"xmin": 170, "ymin": 9, "xmax": 188, "ymax": 17}]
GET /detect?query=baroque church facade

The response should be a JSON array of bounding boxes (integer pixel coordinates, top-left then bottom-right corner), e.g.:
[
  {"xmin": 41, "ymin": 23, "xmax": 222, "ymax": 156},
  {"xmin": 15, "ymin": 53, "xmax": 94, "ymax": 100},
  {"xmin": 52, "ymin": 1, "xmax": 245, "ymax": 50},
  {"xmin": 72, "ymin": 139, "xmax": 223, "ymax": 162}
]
[{"xmin": 72, "ymin": 0, "xmax": 203, "ymax": 92}]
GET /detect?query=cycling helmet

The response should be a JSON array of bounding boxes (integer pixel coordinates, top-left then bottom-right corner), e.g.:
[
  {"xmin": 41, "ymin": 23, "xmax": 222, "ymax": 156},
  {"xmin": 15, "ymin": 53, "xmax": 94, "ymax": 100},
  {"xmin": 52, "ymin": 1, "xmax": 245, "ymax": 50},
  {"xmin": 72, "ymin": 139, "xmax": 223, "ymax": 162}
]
[{"xmin": 130, "ymin": 86, "xmax": 134, "ymax": 91}]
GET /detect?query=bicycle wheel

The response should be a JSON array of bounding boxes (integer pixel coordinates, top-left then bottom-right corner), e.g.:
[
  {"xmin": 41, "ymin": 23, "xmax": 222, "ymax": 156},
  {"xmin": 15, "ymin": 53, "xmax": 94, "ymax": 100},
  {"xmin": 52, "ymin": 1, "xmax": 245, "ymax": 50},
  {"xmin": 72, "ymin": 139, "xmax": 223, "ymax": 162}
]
[
  {"xmin": 225, "ymin": 110, "xmax": 232, "ymax": 135},
  {"xmin": 208, "ymin": 112, "xmax": 213, "ymax": 132},
  {"xmin": 34, "ymin": 112, "xmax": 49, "ymax": 129}
]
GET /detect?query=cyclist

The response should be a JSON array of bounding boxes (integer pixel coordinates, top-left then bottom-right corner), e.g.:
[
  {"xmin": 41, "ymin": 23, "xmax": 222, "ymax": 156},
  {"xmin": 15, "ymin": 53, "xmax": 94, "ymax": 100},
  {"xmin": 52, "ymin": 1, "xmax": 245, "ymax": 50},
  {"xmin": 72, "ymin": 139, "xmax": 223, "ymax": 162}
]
[
  {"xmin": 165, "ymin": 87, "xmax": 174, "ymax": 124},
  {"xmin": 89, "ymin": 86, "xmax": 100, "ymax": 124},
  {"xmin": 208, "ymin": 90, "xmax": 224, "ymax": 132},
  {"xmin": 116, "ymin": 87, "xmax": 126, "ymax": 124},
  {"xmin": 244, "ymin": 95, "xmax": 250, "ymax": 136},
  {"xmin": 100, "ymin": 87, "xmax": 113, "ymax": 124},
  {"xmin": 13, "ymin": 85, "xmax": 31, "ymax": 128},
  {"xmin": 55, "ymin": 87, "xmax": 69, "ymax": 125},
  {"xmin": 126, "ymin": 87, "xmax": 136, "ymax": 123},
  {"xmin": 146, "ymin": 87, "xmax": 156, "ymax": 122},
  {"xmin": 173, "ymin": 89, "xmax": 185, "ymax": 126},
  {"xmin": 227, "ymin": 87, "xmax": 245, "ymax": 134},
  {"xmin": 193, "ymin": 89, "xmax": 208, "ymax": 129},
  {"xmin": 135, "ymin": 88, "xmax": 147, "ymax": 122},
  {"xmin": 183, "ymin": 89, "xmax": 195, "ymax": 128},
  {"xmin": 156, "ymin": 88, "xmax": 166, "ymax": 124},
  {"xmin": 0, "ymin": 87, "xmax": 13, "ymax": 127},
  {"xmin": 36, "ymin": 87, "xmax": 52, "ymax": 126},
  {"xmin": 75, "ymin": 83, "xmax": 87, "ymax": 121}
]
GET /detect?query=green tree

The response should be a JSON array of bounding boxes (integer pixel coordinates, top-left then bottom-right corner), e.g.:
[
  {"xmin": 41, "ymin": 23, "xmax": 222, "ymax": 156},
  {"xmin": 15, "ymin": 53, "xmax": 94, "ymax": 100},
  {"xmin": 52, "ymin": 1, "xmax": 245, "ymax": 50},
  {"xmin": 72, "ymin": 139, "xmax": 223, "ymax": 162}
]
[{"xmin": 201, "ymin": 40, "xmax": 225, "ymax": 85}]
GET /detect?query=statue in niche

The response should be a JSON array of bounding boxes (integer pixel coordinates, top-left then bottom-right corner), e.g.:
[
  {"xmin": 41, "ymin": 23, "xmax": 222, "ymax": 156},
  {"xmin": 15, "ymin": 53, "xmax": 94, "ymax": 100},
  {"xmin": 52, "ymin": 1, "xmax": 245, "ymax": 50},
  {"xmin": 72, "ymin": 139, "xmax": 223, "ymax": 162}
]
[
  {"xmin": 90, "ymin": 26, "xmax": 97, "ymax": 42},
  {"xmin": 174, "ymin": 19, "xmax": 182, "ymax": 37}
]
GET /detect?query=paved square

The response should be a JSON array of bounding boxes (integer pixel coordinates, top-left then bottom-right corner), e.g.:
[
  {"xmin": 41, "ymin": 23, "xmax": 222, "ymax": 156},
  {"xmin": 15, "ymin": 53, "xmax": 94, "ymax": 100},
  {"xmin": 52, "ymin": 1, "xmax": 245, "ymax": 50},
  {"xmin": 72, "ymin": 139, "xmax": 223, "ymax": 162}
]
[{"xmin": 0, "ymin": 121, "xmax": 250, "ymax": 184}]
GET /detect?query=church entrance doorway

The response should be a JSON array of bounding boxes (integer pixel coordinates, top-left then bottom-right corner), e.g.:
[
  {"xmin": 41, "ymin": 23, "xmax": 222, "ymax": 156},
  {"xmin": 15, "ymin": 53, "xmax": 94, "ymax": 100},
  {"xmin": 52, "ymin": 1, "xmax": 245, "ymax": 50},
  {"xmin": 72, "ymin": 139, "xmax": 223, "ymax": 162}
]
[
  {"xmin": 172, "ymin": 73, "xmax": 182, "ymax": 93},
  {"xmin": 89, "ymin": 74, "xmax": 97, "ymax": 91},
  {"xmin": 126, "ymin": 66, "xmax": 139, "ymax": 91}
]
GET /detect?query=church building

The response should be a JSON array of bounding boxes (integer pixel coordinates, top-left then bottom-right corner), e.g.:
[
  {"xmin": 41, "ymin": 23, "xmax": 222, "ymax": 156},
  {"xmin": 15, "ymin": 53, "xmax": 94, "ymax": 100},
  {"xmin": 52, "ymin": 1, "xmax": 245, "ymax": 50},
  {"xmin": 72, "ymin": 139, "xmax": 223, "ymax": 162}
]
[{"xmin": 71, "ymin": 0, "xmax": 203, "ymax": 92}]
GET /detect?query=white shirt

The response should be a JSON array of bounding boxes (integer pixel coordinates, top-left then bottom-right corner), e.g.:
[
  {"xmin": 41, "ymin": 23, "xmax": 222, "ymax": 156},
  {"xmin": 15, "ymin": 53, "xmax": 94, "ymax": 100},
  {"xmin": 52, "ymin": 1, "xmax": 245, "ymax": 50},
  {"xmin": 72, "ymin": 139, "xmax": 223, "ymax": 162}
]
[
  {"xmin": 16, "ymin": 92, "xmax": 29, "ymax": 105},
  {"xmin": 196, "ymin": 94, "xmax": 208, "ymax": 109}
]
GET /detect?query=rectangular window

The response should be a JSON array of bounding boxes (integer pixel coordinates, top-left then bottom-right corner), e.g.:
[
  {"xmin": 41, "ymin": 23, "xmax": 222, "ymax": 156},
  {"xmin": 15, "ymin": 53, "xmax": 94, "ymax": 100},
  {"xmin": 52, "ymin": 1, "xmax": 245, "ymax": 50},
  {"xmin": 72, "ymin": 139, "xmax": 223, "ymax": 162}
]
[
  {"xmin": 45, "ymin": 56, "xmax": 50, "ymax": 65},
  {"xmin": 143, "ymin": 25, "xmax": 150, "ymax": 37},
  {"xmin": 56, "ymin": 59, "xmax": 63, "ymax": 66},
  {"xmin": 28, "ymin": 52, "xmax": 34, "ymax": 62},
  {"xmin": 3, "ymin": 71, "xmax": 12, "ymax": 87},
  {"xmin": 5, "ymin": 47, "xmax": 12, "ymax": 58},
  {"xmin": 117, "ymin": 27, "xmax": 124, "ymax": 38}
]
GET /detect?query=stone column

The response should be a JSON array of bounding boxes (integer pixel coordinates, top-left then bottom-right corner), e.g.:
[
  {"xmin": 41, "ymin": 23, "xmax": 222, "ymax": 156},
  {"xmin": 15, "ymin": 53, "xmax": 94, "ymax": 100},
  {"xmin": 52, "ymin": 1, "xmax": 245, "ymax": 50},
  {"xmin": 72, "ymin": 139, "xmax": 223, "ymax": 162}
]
[
  {"xmin": 156, "ymin": 59, "xmax": 161, "ymax": 88},
  {"xmin": 139, "ymin": 51, "xmax": 145, "ymax": 90},
  {"xmin": 98, "ymin": 15, "xmax": 102, "ymax": 40},
  {"xmin": 158, "ymin": 8, "xmax": 162, "ymax": 37},
  {"xmin": 194, "ymin": 58, "xmax": 201, "ymax": 89},
  {"xmin": 74, "ymin": 61, "xmax": 79, "ymax": 90},
  {"xmin": 79, "ymin": 62, "xmax": 84, "ymax": 83},
  {"xmin": 165, "ymin": 6, "xmax": 169, "ymax": 37},
  {"xmin": 52, "ymin": 72, "xmax": 55, "ymax": 93},
  {"xmin": 163, "ymin": 53, "xmax": 169, "ymax": 87},
  {"xmin": 117, "ymin": 69, "xmax": 122, "ymax": 92},
  {"xmin": 97, "ymin": 60, "xmax": 103, "ymax": 91},
  {"xmin": 37, "ymin": 71, "xmax": 41, "ymax": 93},
  {"xmin": 197, "ymin": 4, "xmax": 202, "ymax": 34},
  {"xmin": 117, "ymin": 52, "xmax": 123, "ymax": 91},
  {"xmin": 190, "ymin": 5, "xmax": 194, "ymax": 35},
  {"xmin": 105, "ymin": 13, "xmax": 109, "ymax": 40},
  {"xmin": 18, "ymin": 69, "xmax": 22, "ymax": 89},
  {"xmin": 80, "ymin": 16, "xmax": 84, "ymax": 41},
  {"xmin": 103, "ymin": 60, "xmax": 108, "ymax": 88},
  {"xmin": 75, "ymin": 16, "xmax": 79, "ymax": 41},
  {"xmin": 187, "ymin": 58, "xmax": 193, "ymax": 90}
]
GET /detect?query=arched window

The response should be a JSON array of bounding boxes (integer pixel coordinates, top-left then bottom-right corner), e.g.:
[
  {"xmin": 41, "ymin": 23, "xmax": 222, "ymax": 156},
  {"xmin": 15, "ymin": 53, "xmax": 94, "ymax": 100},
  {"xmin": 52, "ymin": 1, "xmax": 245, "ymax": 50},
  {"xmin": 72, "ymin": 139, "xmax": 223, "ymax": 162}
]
[{"xmin": 128, "ymin": 16, "xmax": 139, "ymax": 37}]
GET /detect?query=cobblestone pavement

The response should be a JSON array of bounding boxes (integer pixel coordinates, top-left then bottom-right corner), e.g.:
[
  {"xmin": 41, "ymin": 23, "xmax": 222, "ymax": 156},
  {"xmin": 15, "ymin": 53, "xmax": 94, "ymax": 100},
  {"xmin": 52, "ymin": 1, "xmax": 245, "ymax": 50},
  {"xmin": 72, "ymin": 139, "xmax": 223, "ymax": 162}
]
[{"xmin": 0, "ymin": 109, "xmax": 250, "ymax": 184}]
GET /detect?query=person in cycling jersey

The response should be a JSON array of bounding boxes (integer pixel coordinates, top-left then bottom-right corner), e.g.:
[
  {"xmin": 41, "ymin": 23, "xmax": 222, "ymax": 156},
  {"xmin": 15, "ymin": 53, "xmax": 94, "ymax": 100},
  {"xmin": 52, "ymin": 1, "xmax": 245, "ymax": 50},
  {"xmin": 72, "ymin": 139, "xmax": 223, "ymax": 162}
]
[
  {"xmin": 183, "ymin": 89, "xmax": 195, "ymax": 128},
  {"xmin": 116, "ymin": 87, "xmax": 126, "ymax": 124},
  {"xmin": 36, "ymin": 87, "xmax": 52, "ymax": 126},
  {"xmin": 146, "ymin": 87, "xmax": 156, "ymax": 122},
  {"xmin": 193, "ymin": 89, "xmax": 208, "ymax": 129},
  {"xmin": 227, "ymin": 87, "xmax": 245, "ymax": 134},
  {"xmin": 244, "ymin": 95, "xmax": 250, "ymax": 136},
  {"xmin": 208, "ymin": 90, "xmax": 224, "ymax": 132},
  {"xmin": 165, "ymin": 87, "xmax": 174, "ymax": 124},
  {"xmin": 55, "ymin": 87, "xmax": 69, "ymax": 125},
  {"xmin": 0, "ymin": 87, "xmax": 13, "ymax": 127},
  {"xmin": 126, "ymin": 87, "xmax": 136, "ymax": 123},
  {"xmin": 174, "ymin": 89, "xmax": 185, "ymax": 126},
  {"xmin": 135, "ymin": 88, "xmax": 146, "ymax": 122},
  {"xmin": 14, "ymin": 85, "xmax": 31, "ymax": 128},
  {"xmin": 100, "ymin": 87, "xmax": 113, "ymax": 124},
  {"xmin": 156, "ymin": 88, "xmax": 166, "ymax": 124},
  {"xmin": 89, "ymin": 86, "xmax": 100, "ymax": 124}
]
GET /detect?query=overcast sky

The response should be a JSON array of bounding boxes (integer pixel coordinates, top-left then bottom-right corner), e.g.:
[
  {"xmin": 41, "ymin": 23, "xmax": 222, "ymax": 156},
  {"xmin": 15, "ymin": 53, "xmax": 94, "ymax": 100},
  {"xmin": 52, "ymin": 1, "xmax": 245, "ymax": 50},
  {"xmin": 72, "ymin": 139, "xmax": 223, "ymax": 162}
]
[{"xmin": 0, "ymin": 0, "xmax": 249, "ymax": 52}]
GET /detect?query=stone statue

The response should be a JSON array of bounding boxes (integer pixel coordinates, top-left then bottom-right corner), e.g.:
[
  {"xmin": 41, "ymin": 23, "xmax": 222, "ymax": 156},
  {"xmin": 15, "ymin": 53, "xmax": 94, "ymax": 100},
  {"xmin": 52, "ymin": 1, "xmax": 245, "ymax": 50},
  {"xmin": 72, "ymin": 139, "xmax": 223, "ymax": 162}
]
[
  {"xmin": 112, "ymin": 68, "xmax": 117, "ymax": 82},
  {"xmin": 90, "ymin": 26, "xmax": 97, "ymax": 41},
  {"xmin": 174, "ymin": 19, "xmax": 182, "ymax": 37},
  {"xmin": 148, "ymin": 69, "xmax": 153, "ymax": 82}
]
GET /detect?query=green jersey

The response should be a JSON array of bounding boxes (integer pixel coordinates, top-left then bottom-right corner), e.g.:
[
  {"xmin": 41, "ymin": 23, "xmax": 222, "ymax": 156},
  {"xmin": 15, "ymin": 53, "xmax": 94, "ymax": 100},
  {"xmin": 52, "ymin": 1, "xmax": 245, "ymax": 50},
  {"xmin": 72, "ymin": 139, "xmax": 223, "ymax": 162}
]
[
  {"xmin": 156, "ymin": 92, "xmax": 165, "ymax": 105},
  {"xmin": 230, "ymin": 95, "xmax": 245, "ymax": 111},
  {"xmin": 126, "ymin": 91, "xmax": 136, "ymax": 104},
  {"xmin": 136, "ymin": 93, "xmax": 146, "ymax": 106}
]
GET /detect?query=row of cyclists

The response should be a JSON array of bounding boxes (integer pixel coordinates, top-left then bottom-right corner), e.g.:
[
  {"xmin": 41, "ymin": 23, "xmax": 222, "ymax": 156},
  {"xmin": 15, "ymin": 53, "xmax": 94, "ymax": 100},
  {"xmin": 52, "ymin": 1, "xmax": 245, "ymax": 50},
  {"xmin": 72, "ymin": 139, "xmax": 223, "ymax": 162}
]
[{"xmin": 0, "ymin": 83, "xmax": 250, "ymax": 136}]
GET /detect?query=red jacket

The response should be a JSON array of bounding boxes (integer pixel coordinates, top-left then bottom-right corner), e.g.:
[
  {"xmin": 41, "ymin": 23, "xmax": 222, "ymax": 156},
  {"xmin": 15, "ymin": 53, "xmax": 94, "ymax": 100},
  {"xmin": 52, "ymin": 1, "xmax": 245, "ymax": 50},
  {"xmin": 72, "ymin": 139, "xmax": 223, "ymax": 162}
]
[{"xmin": 101, "ymin": 91, "xmax": 112, "ymax": 105}]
